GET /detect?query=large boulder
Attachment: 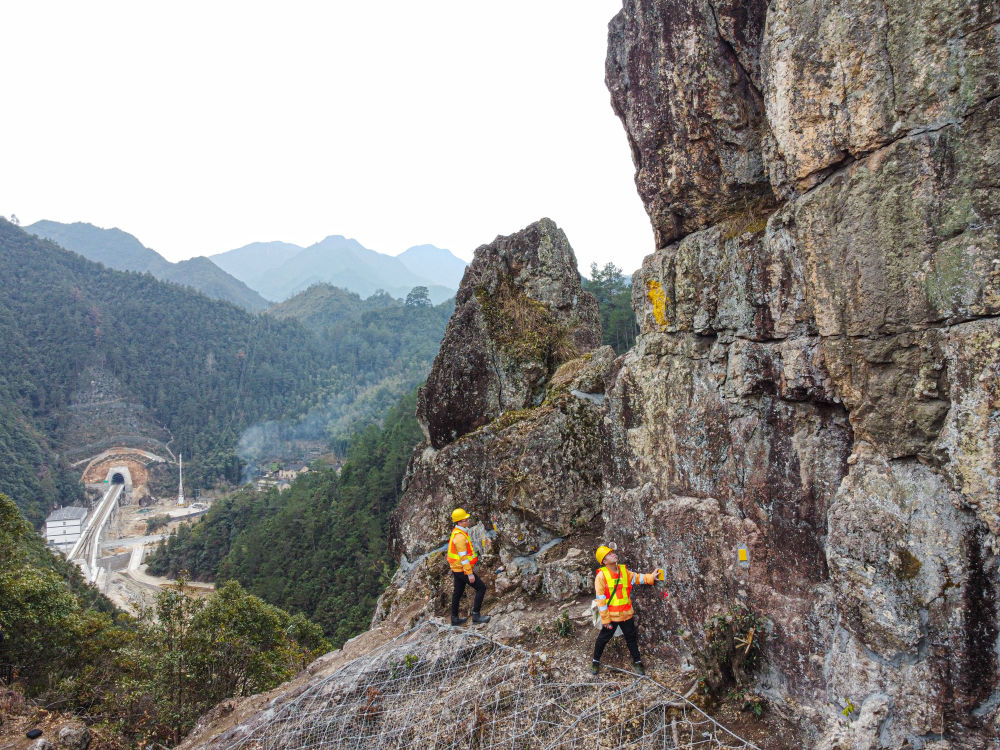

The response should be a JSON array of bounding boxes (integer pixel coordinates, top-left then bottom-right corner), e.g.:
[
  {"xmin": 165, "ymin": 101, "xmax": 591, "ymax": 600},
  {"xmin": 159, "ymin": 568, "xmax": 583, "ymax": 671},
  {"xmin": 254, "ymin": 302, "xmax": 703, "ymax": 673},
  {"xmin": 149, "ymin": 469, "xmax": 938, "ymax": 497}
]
[
  {"xmin": 416, "ymin": 218, "xmax": 601, "ymax": 449},
  {"xmin": 381, "ymin": 221, "xmax": 608, "ymax": 624},
  {"xmin": 56, "ymin": 723, "xmax": 91, "ymax": 750}
]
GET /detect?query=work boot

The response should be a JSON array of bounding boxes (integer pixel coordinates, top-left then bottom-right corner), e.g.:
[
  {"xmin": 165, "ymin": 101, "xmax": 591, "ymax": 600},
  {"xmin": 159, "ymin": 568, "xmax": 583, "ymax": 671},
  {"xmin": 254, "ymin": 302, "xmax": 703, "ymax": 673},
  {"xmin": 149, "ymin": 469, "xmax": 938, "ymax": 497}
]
[
  {"xmin": 471, "ymin": 612, "xmax": 491, "ymax": 624},
  {"xmin": 590, "ymin": 660, "xmax": 600, "ymax": 675},
  {"xmin": 451, "ymin": 616, "xmax": 468, "ymax": 626},
  {"xmin": 633, "ymin": 662, "xmax": 646, "ymax": 676}
]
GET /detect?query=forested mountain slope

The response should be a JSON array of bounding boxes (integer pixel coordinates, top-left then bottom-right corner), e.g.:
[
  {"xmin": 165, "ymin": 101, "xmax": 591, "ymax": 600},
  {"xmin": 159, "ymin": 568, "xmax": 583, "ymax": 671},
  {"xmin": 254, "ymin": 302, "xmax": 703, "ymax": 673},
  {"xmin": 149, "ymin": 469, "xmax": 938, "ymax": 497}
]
[
  {"xmin": 147, "ymin": 390, "xmax": 422, "ymax": 647},
  {"xmin": 0, "ymin": 491, "xmax": 328, "ymax": 748},
  {"xmin": 266, "ymin": 283, "xmax": 399, "ymax": 331},
  {"xmin": 0, "ymin": 219, "xmax": 332, "ymax": 520},
  {"xmin": 2, "ymin": 218, "xmax": 457, "ymax": 522},
  {"xmin": 241, "ymin": 284, "xmax": 451, "ymax": 457}
]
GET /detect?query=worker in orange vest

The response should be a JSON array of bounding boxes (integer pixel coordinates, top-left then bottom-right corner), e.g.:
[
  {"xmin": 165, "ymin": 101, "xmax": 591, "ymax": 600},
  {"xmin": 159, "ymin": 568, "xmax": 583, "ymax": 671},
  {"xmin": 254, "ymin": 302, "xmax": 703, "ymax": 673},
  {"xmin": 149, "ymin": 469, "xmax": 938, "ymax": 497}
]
[
  {"xmin": 591, "ymin": 544, "xmax": 663, "ymax": 675},
  {"xmin": 448, "ymin": 508, "xmax": 490, "ymax": 625}
]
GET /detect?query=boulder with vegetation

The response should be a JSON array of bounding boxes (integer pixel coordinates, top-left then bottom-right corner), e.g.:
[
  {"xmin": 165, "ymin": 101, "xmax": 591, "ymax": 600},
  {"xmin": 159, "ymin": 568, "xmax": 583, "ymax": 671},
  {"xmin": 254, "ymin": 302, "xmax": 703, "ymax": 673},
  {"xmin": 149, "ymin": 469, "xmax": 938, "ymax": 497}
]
[
  {"xmin": 382, "ymin": 220, "xmax": 606, "ymax": 613},
  {"xmin": 416, "ymin": 218, "xmax": 601, "ymax": 449}
]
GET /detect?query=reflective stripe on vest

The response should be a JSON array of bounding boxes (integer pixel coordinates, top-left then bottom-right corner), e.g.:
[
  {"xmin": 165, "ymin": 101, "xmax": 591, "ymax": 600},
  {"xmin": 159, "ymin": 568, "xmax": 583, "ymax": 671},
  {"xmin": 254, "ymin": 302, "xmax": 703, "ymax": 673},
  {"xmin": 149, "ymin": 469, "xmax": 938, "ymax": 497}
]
[
  {"xmin": 600, "ymin": 564, "xmax": 632, "ymax": 613},
  {"xmin": 448, "ymin": 527, "xmax": 478, "ymax": 569}
]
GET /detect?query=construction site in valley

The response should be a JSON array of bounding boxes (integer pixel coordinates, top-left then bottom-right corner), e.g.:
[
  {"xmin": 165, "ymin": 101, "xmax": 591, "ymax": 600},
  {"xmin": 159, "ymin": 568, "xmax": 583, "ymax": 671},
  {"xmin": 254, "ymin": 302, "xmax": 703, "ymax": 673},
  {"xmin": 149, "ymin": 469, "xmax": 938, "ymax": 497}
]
[{"xmin": 54, "ymin": 451, "xmax": 215, "ymax": 612}]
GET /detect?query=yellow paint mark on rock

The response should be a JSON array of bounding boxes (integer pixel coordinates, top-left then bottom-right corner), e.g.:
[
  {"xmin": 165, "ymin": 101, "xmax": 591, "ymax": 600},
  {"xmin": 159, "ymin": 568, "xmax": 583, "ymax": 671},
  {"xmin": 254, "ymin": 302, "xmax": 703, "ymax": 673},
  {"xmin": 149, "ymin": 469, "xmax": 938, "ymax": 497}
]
[{"xmin": 646, "ymin": 278, "xmax": 669, "ymax": 328}]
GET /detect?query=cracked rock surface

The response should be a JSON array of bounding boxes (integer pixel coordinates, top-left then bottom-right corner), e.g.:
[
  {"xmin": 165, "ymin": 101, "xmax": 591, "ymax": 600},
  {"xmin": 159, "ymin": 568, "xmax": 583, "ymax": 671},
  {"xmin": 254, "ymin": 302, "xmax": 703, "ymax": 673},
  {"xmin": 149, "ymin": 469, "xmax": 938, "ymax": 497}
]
[{"xmin": 605, "ymin": 0, "xmax": 1000, "ymax": 744}]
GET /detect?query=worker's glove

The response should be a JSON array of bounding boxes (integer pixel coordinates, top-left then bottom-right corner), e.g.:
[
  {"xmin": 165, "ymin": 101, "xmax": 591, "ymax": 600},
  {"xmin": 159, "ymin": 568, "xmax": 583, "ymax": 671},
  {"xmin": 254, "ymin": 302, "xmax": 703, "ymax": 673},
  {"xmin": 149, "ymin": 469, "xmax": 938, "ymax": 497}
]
[
  {"xmin": 603, "ymin": 623, "xmax": 614, "ymax": 630},
  {"xmin": 655, "ymin": 568, "xmax": 665, "ymax": 581},
  {"xmin": 468, "ymin": 574, "xmax": 476, "ymax": 583}
]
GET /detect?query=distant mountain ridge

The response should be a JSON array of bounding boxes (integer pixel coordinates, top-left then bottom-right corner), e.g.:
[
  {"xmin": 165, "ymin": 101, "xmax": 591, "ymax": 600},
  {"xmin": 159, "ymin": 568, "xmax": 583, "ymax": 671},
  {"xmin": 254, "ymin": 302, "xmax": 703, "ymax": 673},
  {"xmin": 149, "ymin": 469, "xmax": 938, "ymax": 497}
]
[
  {"xmin": 26, "ymin": 221, "xmax": 269, "ymax": 312},
  {"xmin": 211, "ymin": 237, "xmax": 464, "ymax": 304},
  {"xmin": 26, "ymin": 219, "xmax": 468, "ymax": 308},
  {"xmin": 27, "ymin": 220, "xmax": 168, "ymax": 274},
  {"xmin": 209, "ymin": 240, "xmax": 304, "ymax": 282}
]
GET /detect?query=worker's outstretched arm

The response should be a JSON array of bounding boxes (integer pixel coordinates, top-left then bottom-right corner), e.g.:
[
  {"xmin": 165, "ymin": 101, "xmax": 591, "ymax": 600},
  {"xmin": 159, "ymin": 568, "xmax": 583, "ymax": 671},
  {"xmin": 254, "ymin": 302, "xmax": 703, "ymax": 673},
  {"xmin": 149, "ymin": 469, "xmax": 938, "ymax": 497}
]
[{"xmin": 631, "ymin": 569, "xmax": 665, "ymax": 586}]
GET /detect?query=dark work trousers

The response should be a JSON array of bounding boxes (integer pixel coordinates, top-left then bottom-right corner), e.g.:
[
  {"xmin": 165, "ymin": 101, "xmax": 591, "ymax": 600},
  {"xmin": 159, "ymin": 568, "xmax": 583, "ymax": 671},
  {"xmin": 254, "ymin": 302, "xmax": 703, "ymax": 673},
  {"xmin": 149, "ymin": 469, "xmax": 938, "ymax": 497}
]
[
  {"xmin": 451, "ymin": 571, "xmax": 487, "ymax": 617},
  {"xmin": 593, "ymin": 617, "xmax": 642, "ymax": 664}
]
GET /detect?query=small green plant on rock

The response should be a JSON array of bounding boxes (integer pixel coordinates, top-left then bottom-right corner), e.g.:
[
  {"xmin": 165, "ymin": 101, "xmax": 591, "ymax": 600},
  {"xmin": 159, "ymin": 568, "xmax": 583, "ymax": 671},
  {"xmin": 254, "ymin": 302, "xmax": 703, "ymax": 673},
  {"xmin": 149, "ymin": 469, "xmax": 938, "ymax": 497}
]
[
  {"xmin": 729, "ymin": 687, "xmax": 766, "ymax": 719},
  {"xmin": 893, "ymin": 547, "xmax": 922, "ymax": 580},
  {"xmin": 491, "ymin": 407, "xmax": 538, "ymax": 433},
  {"xmin": 841, "ymin": 697, "xmax": 857, "ymax": 723},
  {"xmin": 556, "ymin": 611, "xmax": 572, "ymax": 637},
  {"xmin": 404, "ymin": 653, "xmax": 419, "ymax": 670},
  {"xmin": 719, "ymin": 193, "xmax": 778, "ymax": 241},
  {"xmin": 475, "ymin": 278, "xmax": 579, "ymax": 368}
]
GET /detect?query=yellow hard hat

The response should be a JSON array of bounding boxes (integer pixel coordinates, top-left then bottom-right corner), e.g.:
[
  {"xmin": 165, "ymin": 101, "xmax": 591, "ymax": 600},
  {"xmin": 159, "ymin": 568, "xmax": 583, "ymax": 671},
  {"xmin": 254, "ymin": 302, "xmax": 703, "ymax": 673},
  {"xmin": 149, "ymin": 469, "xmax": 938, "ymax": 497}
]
[
  {"xmin": 596, "ymin": 545, "xmax": 613, "ymax": 564},
  {"xmin": 452, "ymin": 508, "xmax": 470, "ymax": 523}
]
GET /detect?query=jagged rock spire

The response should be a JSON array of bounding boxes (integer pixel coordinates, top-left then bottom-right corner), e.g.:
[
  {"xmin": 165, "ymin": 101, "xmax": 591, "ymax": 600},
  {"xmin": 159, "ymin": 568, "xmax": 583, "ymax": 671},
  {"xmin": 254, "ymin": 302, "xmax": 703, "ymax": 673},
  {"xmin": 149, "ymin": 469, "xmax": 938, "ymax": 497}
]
[{"xmin": 416, "ymin": 218, "xmax": 601, "ymax": 449}]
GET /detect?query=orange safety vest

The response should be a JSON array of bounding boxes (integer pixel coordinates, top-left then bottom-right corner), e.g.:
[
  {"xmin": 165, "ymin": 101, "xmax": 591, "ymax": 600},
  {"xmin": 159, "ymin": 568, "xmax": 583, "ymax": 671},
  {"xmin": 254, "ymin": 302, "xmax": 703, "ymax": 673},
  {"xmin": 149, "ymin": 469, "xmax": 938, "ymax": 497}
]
[
  {"xmin": 448, "ymin": 526, "xmax": 478, "ymax": 574},
  {"xmin": 599, "ymin": 564, "xmax": 633, "ymax": 616}
]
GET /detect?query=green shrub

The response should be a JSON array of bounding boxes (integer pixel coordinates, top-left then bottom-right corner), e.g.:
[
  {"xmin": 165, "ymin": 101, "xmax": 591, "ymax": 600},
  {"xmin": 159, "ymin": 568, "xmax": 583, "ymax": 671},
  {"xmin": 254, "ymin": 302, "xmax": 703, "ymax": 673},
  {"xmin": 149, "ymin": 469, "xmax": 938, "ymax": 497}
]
[{"xmin": 692, "ymin": 605, "xmax": 766, "ymax": 697}]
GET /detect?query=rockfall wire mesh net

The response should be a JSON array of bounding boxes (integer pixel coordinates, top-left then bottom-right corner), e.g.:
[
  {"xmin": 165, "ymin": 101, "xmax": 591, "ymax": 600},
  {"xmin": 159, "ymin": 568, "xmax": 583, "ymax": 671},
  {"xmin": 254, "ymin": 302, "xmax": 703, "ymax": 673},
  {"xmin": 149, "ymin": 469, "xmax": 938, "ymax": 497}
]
[{"xmin": 224, "ymin": 621, "xmax": 761, "ymax": 750}]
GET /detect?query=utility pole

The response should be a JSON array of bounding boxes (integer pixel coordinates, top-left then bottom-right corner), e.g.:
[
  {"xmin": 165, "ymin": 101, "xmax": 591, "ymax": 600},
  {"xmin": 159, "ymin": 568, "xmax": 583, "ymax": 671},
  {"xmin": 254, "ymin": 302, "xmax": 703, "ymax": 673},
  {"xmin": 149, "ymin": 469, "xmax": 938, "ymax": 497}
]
[{"xmin": 177, "ymin": 453, "xmax": 186, "ymax": 506}]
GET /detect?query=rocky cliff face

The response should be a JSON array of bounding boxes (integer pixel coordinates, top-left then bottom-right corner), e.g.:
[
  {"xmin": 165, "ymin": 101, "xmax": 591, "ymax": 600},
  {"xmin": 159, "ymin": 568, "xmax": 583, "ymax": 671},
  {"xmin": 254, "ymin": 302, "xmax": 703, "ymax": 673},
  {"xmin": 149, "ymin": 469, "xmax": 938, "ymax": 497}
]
[
  {"xmin": 415, "ymin": 219, "xmax": 601, "ymax": 451},
  {"xmin": 606, "ymin": 0, "xmax": 999, "ymax": 744},
  {"xmin": 381, "ymin": 0, "xmax": 1000, "ymax": 747}
]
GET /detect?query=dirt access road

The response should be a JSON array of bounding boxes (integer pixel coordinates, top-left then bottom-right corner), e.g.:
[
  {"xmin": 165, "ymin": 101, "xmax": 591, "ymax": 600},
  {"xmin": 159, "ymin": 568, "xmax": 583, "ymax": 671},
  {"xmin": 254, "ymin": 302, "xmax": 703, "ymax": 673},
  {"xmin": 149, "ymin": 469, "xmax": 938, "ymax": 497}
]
[{"xmin": 99, "ymin": 500, "xmax": 214, "ymax": 612}]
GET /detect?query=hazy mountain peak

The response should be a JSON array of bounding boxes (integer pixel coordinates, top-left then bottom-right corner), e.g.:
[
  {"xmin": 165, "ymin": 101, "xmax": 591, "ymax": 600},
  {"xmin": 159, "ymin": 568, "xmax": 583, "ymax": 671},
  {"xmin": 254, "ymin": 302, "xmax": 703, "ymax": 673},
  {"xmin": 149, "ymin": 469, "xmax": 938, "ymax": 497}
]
[
  {"xmin": 26, "ymin": 220, "xmax": 268, "ymax": 312},
  {"xmin": 211, "ymin": 234, "xmax": 463, "ymax": 305},
  {"xmin": 309, "ymin": 235, "xmax": 369, "ymax": 254},
  {"xmin": 397, "ymin": 244, "xmax": 468, "ymax": 289}
]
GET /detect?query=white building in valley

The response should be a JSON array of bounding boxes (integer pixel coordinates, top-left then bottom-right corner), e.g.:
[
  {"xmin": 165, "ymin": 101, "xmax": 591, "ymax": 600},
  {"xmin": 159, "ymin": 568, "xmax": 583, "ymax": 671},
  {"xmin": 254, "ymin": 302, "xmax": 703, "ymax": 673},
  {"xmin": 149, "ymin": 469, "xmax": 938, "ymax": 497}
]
[{"xmin": 44, "ymin": 506, "xmax": 89, "ymax": 550}]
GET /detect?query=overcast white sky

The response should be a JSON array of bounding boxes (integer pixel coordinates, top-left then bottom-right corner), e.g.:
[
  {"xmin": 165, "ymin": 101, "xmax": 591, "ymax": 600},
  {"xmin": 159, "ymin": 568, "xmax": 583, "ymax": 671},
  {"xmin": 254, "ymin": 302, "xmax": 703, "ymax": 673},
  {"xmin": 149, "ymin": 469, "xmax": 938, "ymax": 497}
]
[{"xmin": 1, "ymin": 1, "xmax": 654, "ymax": 274}]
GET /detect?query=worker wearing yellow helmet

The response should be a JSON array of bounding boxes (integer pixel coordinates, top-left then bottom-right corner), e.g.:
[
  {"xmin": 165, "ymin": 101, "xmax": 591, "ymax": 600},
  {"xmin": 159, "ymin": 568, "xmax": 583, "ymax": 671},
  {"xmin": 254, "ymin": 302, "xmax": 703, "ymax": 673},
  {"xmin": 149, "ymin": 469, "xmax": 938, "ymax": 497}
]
[
  {"xmin": 447, "ymin": 508, "xmax": 490, "ymax": 625},
  {"xmin": 591, "ymin": 544, "xmax": 664, "ymax": 675}
]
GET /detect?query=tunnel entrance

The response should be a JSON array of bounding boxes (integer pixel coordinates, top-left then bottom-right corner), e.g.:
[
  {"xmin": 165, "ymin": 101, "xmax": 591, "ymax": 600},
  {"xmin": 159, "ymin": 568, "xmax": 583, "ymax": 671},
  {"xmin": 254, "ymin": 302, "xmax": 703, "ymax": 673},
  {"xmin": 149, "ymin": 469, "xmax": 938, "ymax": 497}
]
[{"xmin": 111, "ymin": 473, "xmax": 125, "ymax": 484}]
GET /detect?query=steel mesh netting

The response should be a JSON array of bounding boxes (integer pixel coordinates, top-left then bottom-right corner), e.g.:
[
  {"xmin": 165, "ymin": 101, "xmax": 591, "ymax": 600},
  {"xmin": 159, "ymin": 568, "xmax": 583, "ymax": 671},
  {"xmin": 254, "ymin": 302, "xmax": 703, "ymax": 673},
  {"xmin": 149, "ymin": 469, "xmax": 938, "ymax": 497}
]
[{"xmin": 224, "ymin": 621, "xmax": 761, "ymax": 750}]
